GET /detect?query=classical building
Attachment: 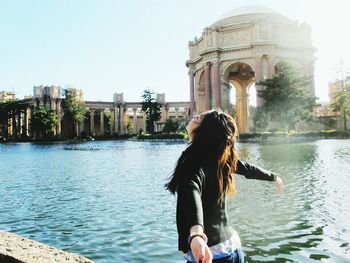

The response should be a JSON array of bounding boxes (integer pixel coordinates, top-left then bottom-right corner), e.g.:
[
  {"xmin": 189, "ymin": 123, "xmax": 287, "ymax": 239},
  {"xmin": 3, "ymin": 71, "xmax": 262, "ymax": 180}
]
[
  {"xmin": 0, "ymin": 86, "xmax": 190, "ymax": 139},
  {"xmin": 0, "ymin": 91, "xmax": 16, "ymax": 102},
  {"xmin": 186, "ymin": 6, "xmax": 315, "ymax": 132}
]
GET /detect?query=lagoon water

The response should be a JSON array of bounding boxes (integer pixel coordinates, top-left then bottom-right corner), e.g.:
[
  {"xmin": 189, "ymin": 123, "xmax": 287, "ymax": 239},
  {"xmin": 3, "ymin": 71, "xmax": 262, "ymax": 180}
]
[{"xmin": 0, "ymin": 140, "xmax": 350, "ymax": 263}]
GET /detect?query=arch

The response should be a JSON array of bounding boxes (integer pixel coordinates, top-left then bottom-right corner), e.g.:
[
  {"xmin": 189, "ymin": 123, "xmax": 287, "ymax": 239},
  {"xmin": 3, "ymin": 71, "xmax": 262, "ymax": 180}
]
[
  {"xmin": 222, "ymin": 62, "xmax": 255, "ymax": 133},
  {"xmin": 196, "ymin": 70, "xmax": 206, "ymax": 113}
]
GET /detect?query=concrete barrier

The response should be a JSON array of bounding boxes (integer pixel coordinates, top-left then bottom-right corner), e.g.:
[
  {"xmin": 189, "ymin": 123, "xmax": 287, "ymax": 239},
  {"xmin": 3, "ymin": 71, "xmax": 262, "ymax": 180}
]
[{"xmin": 0, "ymin": 230, "xmax": 94, "ymax": 263}]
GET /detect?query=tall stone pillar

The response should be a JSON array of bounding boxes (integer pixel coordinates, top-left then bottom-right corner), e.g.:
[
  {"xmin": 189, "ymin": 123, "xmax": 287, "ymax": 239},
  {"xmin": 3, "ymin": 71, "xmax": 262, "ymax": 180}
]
[
  {"xmin": 175, "ymin": 108, "xmax": 179, "ymax": 119},
  {"xmin": 114, "ymin": 106, "xmax": 119, "ymax": 134},
  {"xmin": 24, "ymin": 108, "xmax": 28, "ymax": 137},
  {"xmin": 165, "ymin": 108, "xmax": 169, "ymax": 120},
  {"xmin": 119, "ymin": 106, "xmax": 125, "ymax": 135},
  {"xmin": 161, "ymin": 106, "xmax": 166, "ymax": 122},
  {"xmin": 189, "ymin": 69, "xmax": 195, "ymax": 117},
  {"xmin": 268, "ymin": 56, "xmax": 275, "ymax": 78},
  {"xmin": 142, "ymin": 112, "xmax": 147, "ymax": 133},
  {"xmin": 214, "ymin": 61, "xmax": 221, "ymax": 109},
  {"xmin": 56, "ymin": 100, "xmax": 62, "ymax": 136},
  {"xmin": 100, "ymin": 109, "xmax": 104, "ymax": 136},
  {"xmin": 110, "ymin": 109, "xmax": 114, "ymax": 135},
  {"xmin": 255, "ymin": 57, "xmax": 264, "ymax": 107},
  {"xmin": 90, "ymin": 110, "xmax": 95, "ymax": 134},
  {"xmin": 204, "ymin": 63, "xmax": 211, "ymax": 111},
  {"xmin": 133, "ymin": 108, "xmax": 137, "ymax": 134}
]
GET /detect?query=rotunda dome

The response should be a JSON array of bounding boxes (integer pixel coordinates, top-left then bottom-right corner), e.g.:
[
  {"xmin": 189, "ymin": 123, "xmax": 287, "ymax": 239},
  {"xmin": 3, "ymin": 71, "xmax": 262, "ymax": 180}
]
[{"xmin": 213, "ymin": 6, "xmax": 282, "ymax": 25}]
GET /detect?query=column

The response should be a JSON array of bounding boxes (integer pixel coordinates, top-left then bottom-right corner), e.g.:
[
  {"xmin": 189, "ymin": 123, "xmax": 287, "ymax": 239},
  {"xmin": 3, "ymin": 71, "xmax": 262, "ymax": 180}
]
[
  {"xmin": 119, "ymin": 106, "xmax": 125, "ymax": 135},
  {"xmin": 268, "ymin": 56, "xmax": 275, "ymax": 78},
  {"xmin": 161, "ymin": 105, "xmax": 166, "ymax": 121},
  {"xmin": 100, "ymin": 109, "xmax": 104, "ymax": 136},
  {"xmin": 204, "ymin": 62, "xmax": 211, "ymax": 111},
  {"xmin": 90, "ymin": 110, "xmax": 95, "ymax": 134},
  {"xmin": 133, "ymin": 108, "xmax": 137, "ymax": 134},
  {"xmin": 175, "ymin": 108, "xmax": 179, "ymax": 120},
  {"xmin": 56, "ymin": 100, "xmax": 62, "ymax": 136},
  {"xmin": 255, "ymin": 57, "xmax": 264, "ymax": 107},
  {"xmin": 214, "ymin": 61, "xmax": 221, "ymax": 109},
  {"xmin": 114, "ymin": 106, "xmax": 119, "ymax": 134},
  {"xmin": 110, "ymin": 109, "xmax": 114, "ymax": 135},
  {"xmin": 189, "ymin": 70, "xmax": 195, "ymax": 118},
  {"xmin": 24, "ymin": 108, "xmax": 28, "ymax": 137},
  {"xmin": 142, "ymin": 112, "xmax": 147, "ymax": 133}
]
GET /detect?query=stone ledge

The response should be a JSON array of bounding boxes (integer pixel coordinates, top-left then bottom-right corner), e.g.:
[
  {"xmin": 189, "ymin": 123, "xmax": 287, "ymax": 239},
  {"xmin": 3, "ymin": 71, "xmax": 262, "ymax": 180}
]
[{"xmin": 0, "ymin": 230, "xmax": 94, "ymax": 263}]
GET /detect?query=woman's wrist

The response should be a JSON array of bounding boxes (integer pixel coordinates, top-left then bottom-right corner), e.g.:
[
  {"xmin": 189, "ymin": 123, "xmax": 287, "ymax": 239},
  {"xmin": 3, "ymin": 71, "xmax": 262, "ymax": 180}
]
[{"xmin": 188, "ymin": 232, "xmax": 208, "ymax": 245}]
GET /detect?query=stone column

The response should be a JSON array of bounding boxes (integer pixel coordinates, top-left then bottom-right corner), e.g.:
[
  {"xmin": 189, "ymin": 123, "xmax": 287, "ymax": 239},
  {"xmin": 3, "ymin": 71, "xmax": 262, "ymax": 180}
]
[
  {"xmin": 255, "ymin": 57, "xmax": 264, "ymax": 107},
  {"xmin": 142, "ymin": 112, "xmax": 147, "ymax": 133},
  {"xmin": 114, "ymin": 106, "xmax": 119, "ymax": 134},
  {"xmin": 110, "ymin": 109, "xmax": 114, "ymax": 135},
  {"xmin": 214, "ymin": 61, "xmax": 221, "ymax": 109},
  {"xmin": 90, "ymin": 110, "xmax": 95, "ymax": 134},
  {"xmin": 24, "ymin": 108, "xmax": 28, "ymax": 137},
  {"xmin": 204, "ymin": 62, "xmax": 211, "ymax": 111},
  {"xmin": 100, "ymin": 109, "xmax": 104, "ymax": 136},
  {"xmin": 165, "ymin": 107, "xmax": 169, "ymax": 120},
  {"xmin": 175, "ymin": 108, "xmax": 179, "ymax": 120},
  {"xmin": 133, "ymin": 108, "xmax": 137, "ymax": 134},
  {"xmin": 119, "ymin": 106, "xmax": 125, "ymax": 135},
  {"xmin": 268, "ymin": 56, "xmax": 275, "ymax": 78},
  {"xmin": 189, "ymin": 69, "xmax": 195, "ymax": 117},
  {"xmin": 56, "ymin": 100, "xmax": 62, "ymax": 136},
  {"xmin": 161, "ymin": 106, "xmax": 167, "ymax": 122}
]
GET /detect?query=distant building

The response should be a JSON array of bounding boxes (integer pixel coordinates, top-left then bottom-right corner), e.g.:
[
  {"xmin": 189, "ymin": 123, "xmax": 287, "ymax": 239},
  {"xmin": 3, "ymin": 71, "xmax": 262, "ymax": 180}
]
[{"xmin": 0, "ymin": 91, "xmax": 16, "ymax": 102}]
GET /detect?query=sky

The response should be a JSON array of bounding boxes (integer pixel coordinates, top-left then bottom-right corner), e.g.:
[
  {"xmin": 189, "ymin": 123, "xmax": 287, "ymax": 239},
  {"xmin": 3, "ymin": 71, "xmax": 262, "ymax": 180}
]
[{"xmin": 1, "ymin": 0, "xmax": 350, "ymax": 103}]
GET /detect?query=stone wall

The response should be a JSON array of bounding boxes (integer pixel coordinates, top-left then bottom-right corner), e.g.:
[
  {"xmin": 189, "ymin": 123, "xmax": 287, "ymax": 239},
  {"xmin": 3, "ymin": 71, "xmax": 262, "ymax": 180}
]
[{"xmin": 0, "ymin": 231, "xmax": 93, "ymax": 263}]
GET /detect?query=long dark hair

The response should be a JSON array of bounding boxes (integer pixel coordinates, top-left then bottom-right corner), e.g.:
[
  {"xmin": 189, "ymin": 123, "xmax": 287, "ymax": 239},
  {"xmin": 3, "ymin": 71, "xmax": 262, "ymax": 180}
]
[{"xmin": 165, "ymin": 110, "xmax": 239, "ymax": 202}]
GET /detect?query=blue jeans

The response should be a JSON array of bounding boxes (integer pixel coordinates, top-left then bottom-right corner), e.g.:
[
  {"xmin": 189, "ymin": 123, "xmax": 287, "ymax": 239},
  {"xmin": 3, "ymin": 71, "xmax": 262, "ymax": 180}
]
[{"xmin": 186, "ymin": 248, "xmax": 244, "ymax": 263}]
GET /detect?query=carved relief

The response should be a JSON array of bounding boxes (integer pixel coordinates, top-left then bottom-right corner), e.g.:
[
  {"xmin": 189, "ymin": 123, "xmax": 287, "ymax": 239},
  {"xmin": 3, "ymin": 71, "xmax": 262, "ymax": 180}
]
[{"xmin": 222, "ymin": 30, "xmax": 251, "ymax": 46}]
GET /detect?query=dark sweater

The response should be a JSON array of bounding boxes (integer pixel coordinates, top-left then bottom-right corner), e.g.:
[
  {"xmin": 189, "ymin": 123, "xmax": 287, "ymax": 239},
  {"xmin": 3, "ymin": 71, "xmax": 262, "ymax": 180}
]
[{"xmin": 176, "ymin": 158, "xmax": 276, "ymax": 252}]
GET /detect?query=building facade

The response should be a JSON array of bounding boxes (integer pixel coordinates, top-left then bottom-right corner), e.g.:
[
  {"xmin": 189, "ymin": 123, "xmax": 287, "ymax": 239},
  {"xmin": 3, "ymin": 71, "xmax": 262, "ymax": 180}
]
[{"xmin": 186, "ymin": 6, "xmax": 315, "ymax": 132}]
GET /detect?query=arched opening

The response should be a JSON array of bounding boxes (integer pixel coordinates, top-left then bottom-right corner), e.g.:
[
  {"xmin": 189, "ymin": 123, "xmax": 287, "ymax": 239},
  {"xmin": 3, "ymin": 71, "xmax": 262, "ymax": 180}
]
[
  {"xmin": 224, "ymin": 62, "xmax": 255, "ymax": 133},
  {"xmin": 196, "ymin": 71, "xmax": 206, "ymax": 114}
]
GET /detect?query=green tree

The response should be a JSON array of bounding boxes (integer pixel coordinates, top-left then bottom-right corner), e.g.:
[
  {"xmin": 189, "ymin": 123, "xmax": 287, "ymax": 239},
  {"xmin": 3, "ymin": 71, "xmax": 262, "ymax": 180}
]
[
  {"xmin": 62, "ymin": 89, "xmax": 87, "ymax": 137},
  {"xmin": 141, "ymin": 89, "xmax": 161, "ymax": 133},
  {"xmin": 163, "ymin": 118, "xmax": 179, "ymax": 133},
  {"xmin": 331, "ymin": 84, "xmax": 350, "ymax": 130},
  {"xmin": 257, "ymin": 62, "xmax": 317, "ymax": 131},
  {"xmin": 31, "ymin": 105, "xmax": 59, "ymax": 138}
]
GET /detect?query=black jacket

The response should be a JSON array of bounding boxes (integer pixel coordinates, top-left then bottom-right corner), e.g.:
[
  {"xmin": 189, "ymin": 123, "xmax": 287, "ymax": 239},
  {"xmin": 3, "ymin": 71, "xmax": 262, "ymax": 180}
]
[{"xmin": 176, "ymin": 158, "xmax": 276, "ymax": 252}]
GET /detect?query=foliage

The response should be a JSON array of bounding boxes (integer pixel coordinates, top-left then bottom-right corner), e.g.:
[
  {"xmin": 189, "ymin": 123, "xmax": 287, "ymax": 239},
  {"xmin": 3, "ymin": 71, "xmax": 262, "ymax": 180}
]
[
  {"xmin": 162, "ymin": 118, "xmax": 179, "ymax": 133},
  {"xmin": 330, "ymin": 84, "xmax": 350, "ymax": 130},
  {"xmin": 257, "ymin": 62, "xmax": 318, "ymax": 131},
  {"xmin": 62, "ymin": 89, "xmax": 88, "ymax": 136},
  {"xmin": 252, "ymin": 107, "xmax": 269, "ymax": 131},
  {"xmin": 31, "ymin": 105, "xmax": 59, "ymax": 138},
  {"xmin": 62, "ymin": 89, "xmax": 87, "ymax": 123},
  {"xmin": 141, "ymin": 89, "xmax": 161, "ymax": 134}
]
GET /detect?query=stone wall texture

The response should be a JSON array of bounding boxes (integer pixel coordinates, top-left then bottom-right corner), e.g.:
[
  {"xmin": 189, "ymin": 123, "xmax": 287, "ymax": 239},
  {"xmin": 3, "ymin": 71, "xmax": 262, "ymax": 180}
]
[{"xmin": 0, "ymin": 231, "xmax": 94, "ymax": 263}]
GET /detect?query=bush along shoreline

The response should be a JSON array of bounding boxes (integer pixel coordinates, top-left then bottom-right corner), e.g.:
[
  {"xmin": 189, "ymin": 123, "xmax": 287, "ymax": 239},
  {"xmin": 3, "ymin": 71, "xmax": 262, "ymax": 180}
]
[{"xmin": 238, "ymin": 130, "xmax": 350, "ymax": 142}]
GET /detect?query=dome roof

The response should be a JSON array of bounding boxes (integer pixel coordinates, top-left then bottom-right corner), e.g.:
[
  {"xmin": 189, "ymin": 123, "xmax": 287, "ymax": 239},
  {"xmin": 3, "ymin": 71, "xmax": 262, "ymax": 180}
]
[{"xmin": 215, "ymin": 5, "xmax": 279, "ymax": 23}]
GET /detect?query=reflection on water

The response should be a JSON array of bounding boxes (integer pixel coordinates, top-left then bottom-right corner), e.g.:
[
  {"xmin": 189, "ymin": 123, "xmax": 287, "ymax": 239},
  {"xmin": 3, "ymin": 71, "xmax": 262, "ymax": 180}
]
[{"xmin": 0, "ymin": 140, "xmax": 350, "ymax": 262}]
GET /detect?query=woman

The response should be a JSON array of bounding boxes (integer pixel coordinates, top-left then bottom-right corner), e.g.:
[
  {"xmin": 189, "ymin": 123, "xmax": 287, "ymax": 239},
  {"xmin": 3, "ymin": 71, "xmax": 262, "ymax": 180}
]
[{"xmin": 165, "ymin": 110, "xmax": 284, "ymax": 263}]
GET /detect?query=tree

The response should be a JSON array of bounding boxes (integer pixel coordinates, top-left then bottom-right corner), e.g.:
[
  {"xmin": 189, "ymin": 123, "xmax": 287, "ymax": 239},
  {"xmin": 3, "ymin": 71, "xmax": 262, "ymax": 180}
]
[
  {"xmin": 62, "ymin": 89, "xmax": 87, "ymax": 137},
  {"xmin": 163, "ymin": 118, "xmax": 179, "ymax": 133},
  {"xmin": 31, "ymin": 105, "xmax": 59, "ymax": 138},
  {"xmin": 141, "ymin": 89, "xmax": 161, "ymax": 133},
  {"xmin": 257, "ymin": 62, "xmax": 318, "ymax": 131},
  {"xmin": 331, "ymin": 84, "xmax": 350, "ymax": 130}
]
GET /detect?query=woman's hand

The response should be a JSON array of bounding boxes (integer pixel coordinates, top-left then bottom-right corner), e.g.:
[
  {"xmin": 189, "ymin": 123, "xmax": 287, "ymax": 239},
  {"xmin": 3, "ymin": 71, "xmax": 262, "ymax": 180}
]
[
  {"xmin": 273, "ymin": 176, "xmax": 284, "ymax": 193},
  {"xmin": 190, "ymin": 236, "xmax": 213, "ymax": 263}
]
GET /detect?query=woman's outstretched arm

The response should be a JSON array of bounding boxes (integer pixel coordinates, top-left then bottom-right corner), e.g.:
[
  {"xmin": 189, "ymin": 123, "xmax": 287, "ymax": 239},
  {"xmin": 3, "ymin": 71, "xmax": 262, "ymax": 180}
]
[{"xmin": 236, "ymin": 160, "xmax": 284, "ymax": 193}]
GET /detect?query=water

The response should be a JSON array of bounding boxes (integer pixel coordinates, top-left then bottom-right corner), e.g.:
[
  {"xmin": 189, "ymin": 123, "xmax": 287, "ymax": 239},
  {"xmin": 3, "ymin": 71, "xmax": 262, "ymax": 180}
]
[{"xmin": 0, "ymin": 140, "xmax": 349, "ymax": 263}]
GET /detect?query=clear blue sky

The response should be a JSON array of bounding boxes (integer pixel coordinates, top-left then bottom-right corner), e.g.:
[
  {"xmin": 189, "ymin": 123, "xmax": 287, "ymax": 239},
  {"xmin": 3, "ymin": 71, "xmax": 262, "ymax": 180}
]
[{"xmin": 1, "ymin": 0, "xmax": 349, "ymax": 102}]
